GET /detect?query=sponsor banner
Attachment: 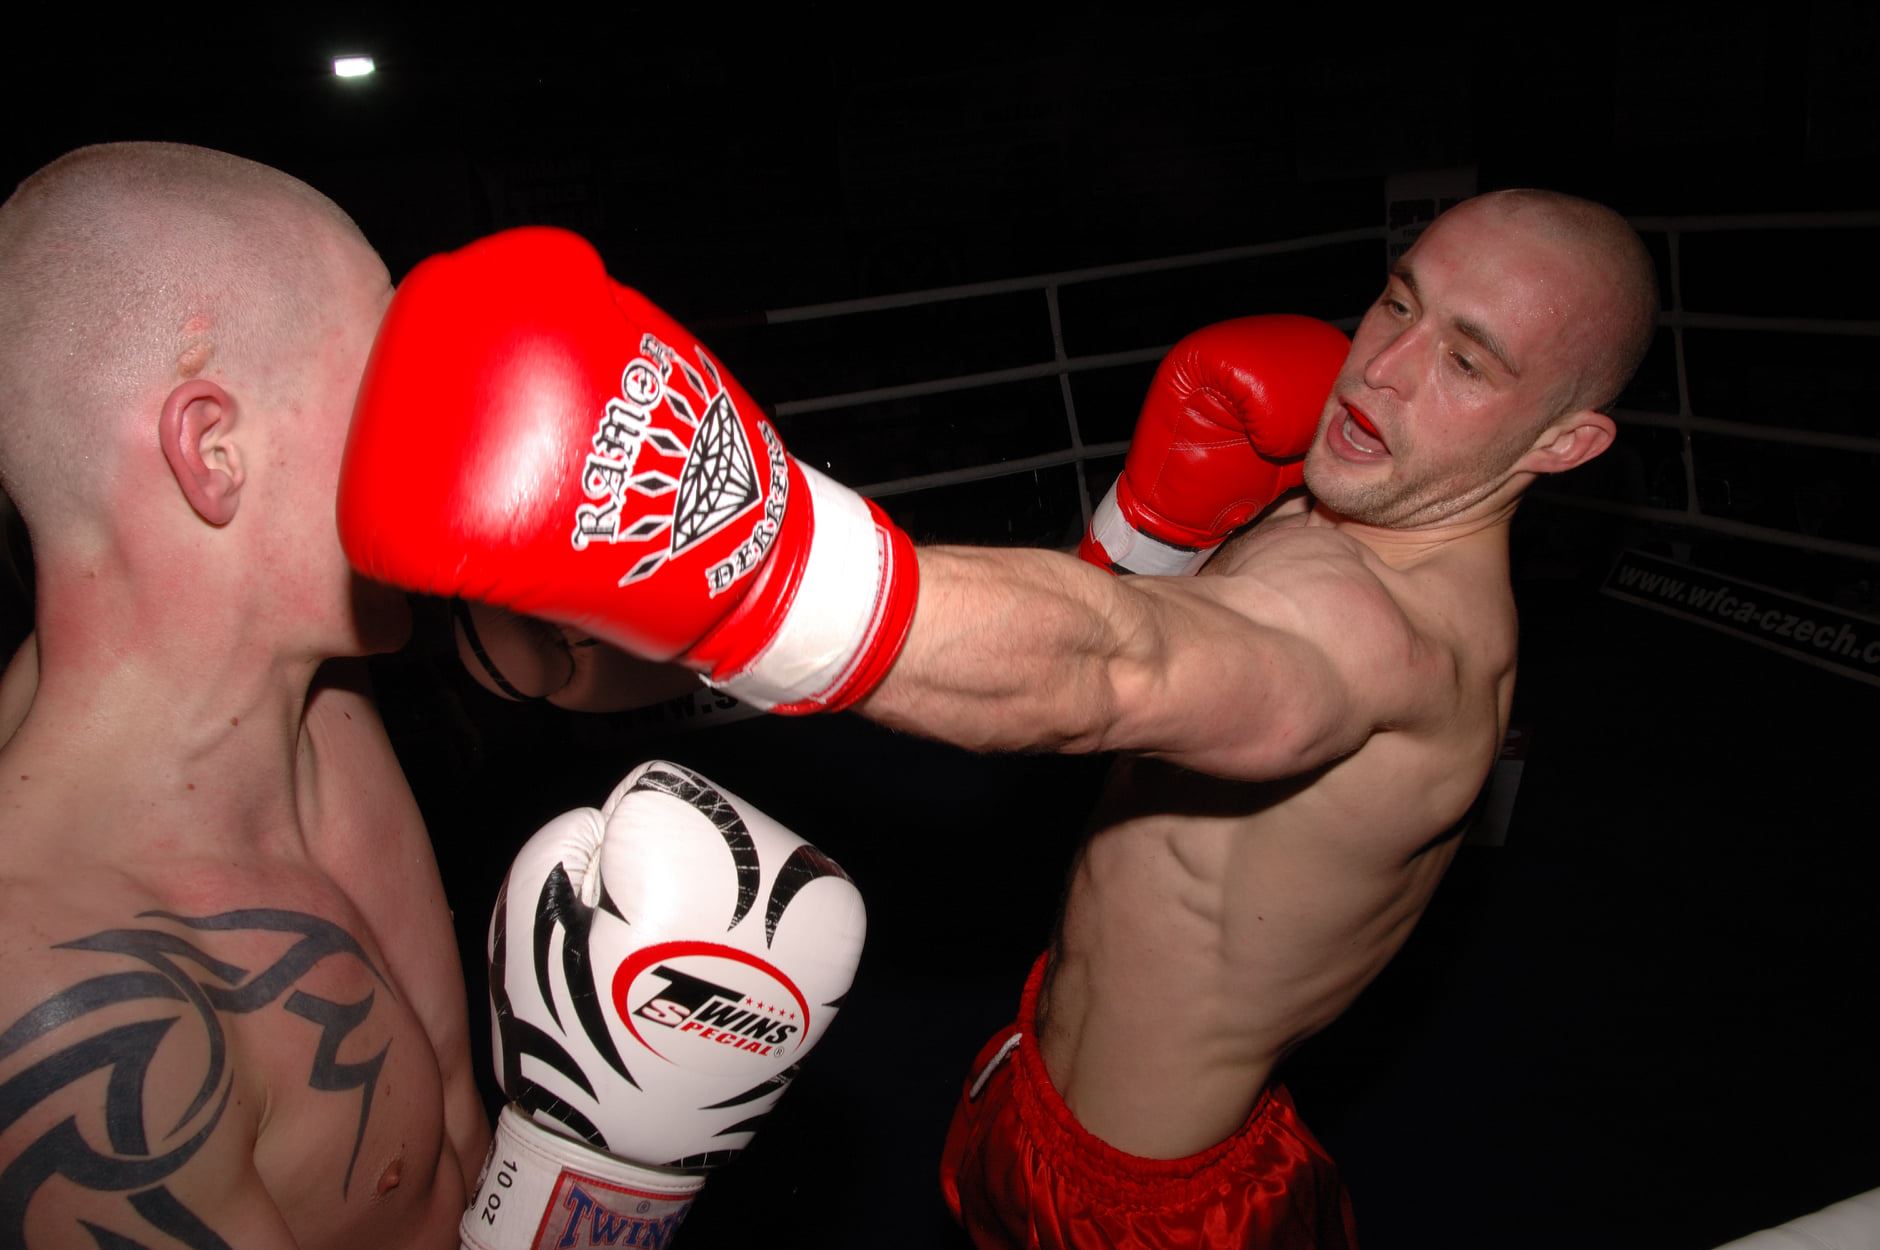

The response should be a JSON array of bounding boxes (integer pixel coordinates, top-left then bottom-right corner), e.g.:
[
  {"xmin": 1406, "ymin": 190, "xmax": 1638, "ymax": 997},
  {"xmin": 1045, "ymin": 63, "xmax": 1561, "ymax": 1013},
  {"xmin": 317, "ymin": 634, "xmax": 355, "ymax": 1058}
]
[{"xmin": 1601, "ymin": 548, "xmax": 1880, "ymax": 688}]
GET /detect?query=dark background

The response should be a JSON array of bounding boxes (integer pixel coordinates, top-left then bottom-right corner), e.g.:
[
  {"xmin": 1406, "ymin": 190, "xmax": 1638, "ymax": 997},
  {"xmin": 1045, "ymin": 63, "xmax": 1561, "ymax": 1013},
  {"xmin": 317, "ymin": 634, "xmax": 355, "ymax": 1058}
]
[{"xmin": 4, "ymin": 5, "xmax": 1878, "ymax": 1247}]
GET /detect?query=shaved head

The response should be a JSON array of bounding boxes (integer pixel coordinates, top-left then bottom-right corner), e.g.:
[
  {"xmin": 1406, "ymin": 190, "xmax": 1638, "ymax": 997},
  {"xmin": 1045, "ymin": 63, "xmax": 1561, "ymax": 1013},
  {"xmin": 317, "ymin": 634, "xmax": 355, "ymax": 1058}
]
[
  {"xmin": 1466, "ymin": 188, "xmax": 1659, "ymax": 417},
  {"xmin": 0, "ymin": 142, "xmax": 376, "ymax": 548},
  {"xmin": 1306, "ymin": 187, "xmax": 1654, "ymax": 528}
]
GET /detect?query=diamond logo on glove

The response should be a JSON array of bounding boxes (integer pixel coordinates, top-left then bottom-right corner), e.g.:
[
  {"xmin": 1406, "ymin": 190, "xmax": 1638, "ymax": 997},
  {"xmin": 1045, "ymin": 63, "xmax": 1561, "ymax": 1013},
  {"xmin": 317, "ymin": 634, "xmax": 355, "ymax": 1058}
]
[{"xmin": 568, "ymin": 335, "xmax": 764, "ymax": 590}]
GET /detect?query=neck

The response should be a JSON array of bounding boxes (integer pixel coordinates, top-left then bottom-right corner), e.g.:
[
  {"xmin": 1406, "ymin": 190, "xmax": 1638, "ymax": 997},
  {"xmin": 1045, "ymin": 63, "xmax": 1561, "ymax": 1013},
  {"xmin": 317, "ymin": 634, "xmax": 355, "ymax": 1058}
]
[
  {"xmin": 2, "ymin": 563, "xmax": 332, "ymax": 858},
  {"xmin": 1311, "ymin": 493, "xmax": 1519, "ymax": 569}
]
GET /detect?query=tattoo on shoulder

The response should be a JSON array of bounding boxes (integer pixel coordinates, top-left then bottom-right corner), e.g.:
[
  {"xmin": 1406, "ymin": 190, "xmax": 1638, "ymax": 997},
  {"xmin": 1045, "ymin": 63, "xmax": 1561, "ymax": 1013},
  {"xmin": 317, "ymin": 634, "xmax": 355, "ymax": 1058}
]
[{"xmin": 0, "ymin": 908, "xmax": 395, "ymax": 1250}]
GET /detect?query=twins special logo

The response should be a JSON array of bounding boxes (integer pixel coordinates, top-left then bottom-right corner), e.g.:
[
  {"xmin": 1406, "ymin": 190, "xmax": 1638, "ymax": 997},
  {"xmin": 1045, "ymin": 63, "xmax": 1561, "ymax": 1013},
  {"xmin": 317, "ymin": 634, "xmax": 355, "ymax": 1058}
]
[
  {"xmin": 495, "ymin": 763, "xmax": 856, "ymax": 1162},
  {"xmin": 611, "ymin": 941, "xmax": 807, "ymax": 1073},
  {"xmin": 531, "ymin": 1172, "xmax": 689, "ymax": 1250},
  {"xmin": 568, "ymin": 333, "xmax": 786, "ymax": 596}
]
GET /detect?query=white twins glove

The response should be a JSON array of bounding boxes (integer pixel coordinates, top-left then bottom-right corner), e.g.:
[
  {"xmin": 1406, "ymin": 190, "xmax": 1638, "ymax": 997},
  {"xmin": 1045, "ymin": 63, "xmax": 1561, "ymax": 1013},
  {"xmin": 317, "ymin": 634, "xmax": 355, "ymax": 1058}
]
[{"xmin": 461, "ymin": 760, "xmax": 866, "ymax": 1249}]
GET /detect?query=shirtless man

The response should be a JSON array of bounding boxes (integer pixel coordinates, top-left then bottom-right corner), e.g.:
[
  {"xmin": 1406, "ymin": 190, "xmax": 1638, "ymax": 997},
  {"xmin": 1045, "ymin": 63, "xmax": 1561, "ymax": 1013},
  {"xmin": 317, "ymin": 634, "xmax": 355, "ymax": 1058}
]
[
  {"xmin": 0, "ymin": 143, "xmax": 488, "ymax": 1249},
  {"xmin": 918, "ymin": 191, "xmax": 1654, "ymax": 1246},
  {"xmin": 334, "ymin": 188, "xmax": 1655, "ymax": 1245}
]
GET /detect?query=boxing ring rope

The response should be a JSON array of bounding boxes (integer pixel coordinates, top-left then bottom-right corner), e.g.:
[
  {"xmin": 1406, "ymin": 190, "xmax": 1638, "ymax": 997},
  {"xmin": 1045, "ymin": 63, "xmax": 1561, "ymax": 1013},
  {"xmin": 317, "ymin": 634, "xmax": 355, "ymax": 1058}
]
[
  {"xmin": 757, "ymin": 228, "xmax": 1388, "ymax": 324},
  {"xmin": 759, "ymin": 228, "xmax": 1380, "ymax": 522},
  {"xmin": 728, "ymin": 211, "xmax": 1880, "ymax": 567},
  {"xmin": 1553, "ymin": 210, "xmax": 1880, "ymax": 566}
]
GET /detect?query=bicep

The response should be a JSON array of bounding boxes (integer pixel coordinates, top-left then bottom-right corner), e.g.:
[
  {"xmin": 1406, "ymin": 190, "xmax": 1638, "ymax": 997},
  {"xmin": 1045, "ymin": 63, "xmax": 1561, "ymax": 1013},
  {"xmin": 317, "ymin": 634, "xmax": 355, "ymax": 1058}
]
[
  {"xmin": 860, "ymin": 543, "xmax": 1447, "ymax": 773},
  {"xmin": 1107, "ymin": 566, "xmax": 1452, "ymax": 780}
]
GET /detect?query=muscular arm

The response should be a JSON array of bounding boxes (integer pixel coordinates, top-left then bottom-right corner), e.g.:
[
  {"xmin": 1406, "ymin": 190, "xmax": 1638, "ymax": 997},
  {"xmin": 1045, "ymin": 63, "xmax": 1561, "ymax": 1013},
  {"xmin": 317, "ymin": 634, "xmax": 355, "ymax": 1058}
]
[{"xmin": 859, "ymin": 539, "xmax": 1455, "ymax": 781}]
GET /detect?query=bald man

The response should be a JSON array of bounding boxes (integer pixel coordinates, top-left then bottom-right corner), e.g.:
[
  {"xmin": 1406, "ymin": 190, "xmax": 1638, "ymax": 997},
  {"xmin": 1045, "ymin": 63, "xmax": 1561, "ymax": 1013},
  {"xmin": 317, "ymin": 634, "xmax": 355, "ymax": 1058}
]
[
  {"xmin": 883, "ymin": 189, "xmax": 1657, "ymax": 1246},
  {"xmin": 0, "ymin": 144, "xmax": 487, "ymax": 1249}
]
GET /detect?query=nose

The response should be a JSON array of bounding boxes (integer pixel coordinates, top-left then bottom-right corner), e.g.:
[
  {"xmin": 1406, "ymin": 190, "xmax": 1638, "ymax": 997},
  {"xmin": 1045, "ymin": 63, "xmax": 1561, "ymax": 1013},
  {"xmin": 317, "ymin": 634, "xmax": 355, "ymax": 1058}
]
[{"xmin": 1360, "ymin": 319, "xmax": 1420, "ymax": 397}]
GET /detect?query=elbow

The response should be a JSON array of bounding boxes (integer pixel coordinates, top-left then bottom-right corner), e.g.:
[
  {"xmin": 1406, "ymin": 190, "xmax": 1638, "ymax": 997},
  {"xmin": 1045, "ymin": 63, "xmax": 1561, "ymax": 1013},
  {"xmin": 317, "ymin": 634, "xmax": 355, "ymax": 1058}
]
[
  {"xmin": 1028, "ymin": 674, "xmax": 1127, "ymax": 757},
  {"xmin": 1204, "ymin": 696, "xmax": 1367, "ymax": 784},
  {"xmin": 1088, "ymin": 649, "xmax": 1165, "ymax": 755},
  {"xmin": 1274, "ymin": 687, "xmax": 1372, "ymax": 776}
]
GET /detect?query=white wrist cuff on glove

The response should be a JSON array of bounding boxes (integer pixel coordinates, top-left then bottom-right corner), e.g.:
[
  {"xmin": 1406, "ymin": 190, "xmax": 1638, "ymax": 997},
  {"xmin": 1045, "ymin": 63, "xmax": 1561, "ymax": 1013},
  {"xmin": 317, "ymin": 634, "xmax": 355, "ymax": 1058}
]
[
  {"xmin": 460, "ymin": 1105, "xmax": 703, "ymax": 1250},
  {"xmin": 712, "ymin": 463, "xmax": 892, "ymax": 710},
  {"xmin": 1087, "ymin": 482, "xmax": 1214, "ymax": 577}
]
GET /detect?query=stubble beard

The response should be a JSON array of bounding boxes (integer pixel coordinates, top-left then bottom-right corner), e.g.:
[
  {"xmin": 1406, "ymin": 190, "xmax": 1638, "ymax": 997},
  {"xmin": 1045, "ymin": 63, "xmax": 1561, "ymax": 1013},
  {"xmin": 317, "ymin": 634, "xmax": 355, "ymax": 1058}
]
[{"xmin": 1305, "ymin": 434, "xmax": 1515, "ymax": 530}]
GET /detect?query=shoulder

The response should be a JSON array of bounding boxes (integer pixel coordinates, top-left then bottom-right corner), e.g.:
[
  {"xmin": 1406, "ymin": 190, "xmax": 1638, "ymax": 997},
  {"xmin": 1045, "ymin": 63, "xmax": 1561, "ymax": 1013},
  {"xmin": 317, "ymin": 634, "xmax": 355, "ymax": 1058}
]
[
  {"xmin": 301, "ymin": 658, "xmax": 405, "ymax": 776},
  {"xmin": 1208, "ymin": 511, "xmax": 1388, "ymax": 599},
  {"xmin": 1217, "ymin": 511, "xmax": 1513, "ymax": 650},
  {"xmin": 0, "ymin": 874, "xmax": 326, "ymax": 1247},
  {"xmin": 0, "ymin": 875, "xmax": 284, "ymax": 1229},
  {"xmin": 1208, "ymin": 521, "xmax": 1433, "ymax": 660},
  {"xmin": 1202, "ymin": 519, "xmax": 1487, "ymax": 731},
  {"xmin": 0, "ymin": 874, "xmax": 184, "ymax": 1128},
  {"xmin": 0, "ymin": 863, "xmax": 158, "ymax": 990},
  {"xmin": 0, "ymin": 870, "xmax": 267, "ymax": 1051}
]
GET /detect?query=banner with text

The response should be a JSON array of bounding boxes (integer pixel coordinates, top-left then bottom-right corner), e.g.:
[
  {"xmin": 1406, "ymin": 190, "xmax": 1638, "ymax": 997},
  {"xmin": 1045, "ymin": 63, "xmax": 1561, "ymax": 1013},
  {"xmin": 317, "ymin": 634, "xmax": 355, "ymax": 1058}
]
[{"xmin": 1601, "ymin": 548, "xmax": 1880, "ymax": 688}]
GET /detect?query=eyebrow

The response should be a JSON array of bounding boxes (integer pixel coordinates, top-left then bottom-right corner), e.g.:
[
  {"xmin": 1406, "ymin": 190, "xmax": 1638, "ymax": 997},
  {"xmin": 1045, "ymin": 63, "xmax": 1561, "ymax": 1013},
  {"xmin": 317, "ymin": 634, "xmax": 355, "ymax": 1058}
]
[{"xmin": 1391, "ymin": 264, "xmax": 1522, "ymax": 378}]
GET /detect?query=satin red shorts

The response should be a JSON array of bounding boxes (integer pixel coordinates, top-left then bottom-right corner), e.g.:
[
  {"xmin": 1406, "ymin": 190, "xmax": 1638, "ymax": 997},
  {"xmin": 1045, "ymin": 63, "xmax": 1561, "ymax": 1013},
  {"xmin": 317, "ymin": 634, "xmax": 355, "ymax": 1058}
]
[{"xmin": 939, "ymin": 954, "xmax": 1358, "ymax": 1249}]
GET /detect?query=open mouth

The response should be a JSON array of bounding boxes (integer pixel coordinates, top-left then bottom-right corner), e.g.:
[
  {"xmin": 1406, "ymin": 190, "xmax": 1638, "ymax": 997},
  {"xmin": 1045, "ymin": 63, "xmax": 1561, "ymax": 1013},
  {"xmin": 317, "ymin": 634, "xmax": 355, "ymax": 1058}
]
[{"xmin": 1340, "ymin": 402, "xmax": 1390, "ymax": 457}]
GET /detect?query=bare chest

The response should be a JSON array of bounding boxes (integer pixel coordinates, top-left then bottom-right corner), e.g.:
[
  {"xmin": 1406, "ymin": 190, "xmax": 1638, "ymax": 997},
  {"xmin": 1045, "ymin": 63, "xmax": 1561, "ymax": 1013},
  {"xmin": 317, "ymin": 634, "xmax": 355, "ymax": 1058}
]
[
  {"xmin": 2, "ymin": 862, "xmax": 466, "ymax": 1250},
  {"xmin": 280, "ymin": 695, "xmax": 480, "ymax": 1244},
  {"xmin": 228, "ymin": 890, "xmax": 461, "ymax": 1250}
]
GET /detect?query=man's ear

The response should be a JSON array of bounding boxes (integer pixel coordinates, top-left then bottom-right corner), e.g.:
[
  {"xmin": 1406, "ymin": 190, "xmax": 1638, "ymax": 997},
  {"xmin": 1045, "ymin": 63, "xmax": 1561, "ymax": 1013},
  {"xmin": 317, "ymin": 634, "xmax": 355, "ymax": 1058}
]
[
  {"xmin": 158, "ymin": 380, "xmax": 243, "ymax": 526},
  {"xmin": 1518, "ymin": 409, "xmax": 1617, "ymax": 477}
]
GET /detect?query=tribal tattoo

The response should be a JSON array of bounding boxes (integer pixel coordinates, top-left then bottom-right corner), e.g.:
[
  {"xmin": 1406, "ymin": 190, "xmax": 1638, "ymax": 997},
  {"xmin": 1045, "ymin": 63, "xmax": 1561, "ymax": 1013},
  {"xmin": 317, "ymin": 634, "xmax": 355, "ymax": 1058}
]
[{"xmin": 0, "ymin": 908, "xmax": 394, "ymax": 1250}]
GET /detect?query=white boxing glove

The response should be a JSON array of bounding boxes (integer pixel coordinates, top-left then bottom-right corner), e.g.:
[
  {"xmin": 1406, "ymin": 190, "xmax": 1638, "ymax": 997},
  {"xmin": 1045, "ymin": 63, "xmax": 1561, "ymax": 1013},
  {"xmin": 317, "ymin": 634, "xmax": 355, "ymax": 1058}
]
[{"xmin": 461, "ymin": 760, "xmax": 866, "ymax": 1249}]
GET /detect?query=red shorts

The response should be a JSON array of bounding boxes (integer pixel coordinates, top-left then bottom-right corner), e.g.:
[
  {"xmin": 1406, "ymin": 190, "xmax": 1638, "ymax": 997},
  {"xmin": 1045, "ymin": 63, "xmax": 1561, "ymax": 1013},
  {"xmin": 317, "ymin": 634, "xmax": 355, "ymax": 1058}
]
[{"xmin": 939, "ymin": 954, "xmax": 1358, "ymax": 1249}]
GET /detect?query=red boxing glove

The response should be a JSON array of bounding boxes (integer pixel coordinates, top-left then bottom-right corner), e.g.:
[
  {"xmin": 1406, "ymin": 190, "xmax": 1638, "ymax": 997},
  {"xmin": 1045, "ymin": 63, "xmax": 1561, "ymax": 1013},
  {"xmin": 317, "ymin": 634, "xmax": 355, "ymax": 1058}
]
[
  {"xmin": 338, "ymin": 227, "xmax": 917, "ymax": 714},
  {"xmin": 1079, "ymin": 315, "xmax": 1349, "ymax": 575}
]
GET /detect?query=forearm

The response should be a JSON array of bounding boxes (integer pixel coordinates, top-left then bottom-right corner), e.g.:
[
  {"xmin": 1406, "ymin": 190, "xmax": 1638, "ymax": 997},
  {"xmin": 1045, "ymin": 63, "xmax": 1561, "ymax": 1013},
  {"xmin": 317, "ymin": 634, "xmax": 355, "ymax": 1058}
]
[
  {"xmin": 857, "ymin": 545, "xmax": 1155, "ymax": 754},
  {"xmin": 855, "ymin": 539, "xmax": 1406, "ymax": 781}
]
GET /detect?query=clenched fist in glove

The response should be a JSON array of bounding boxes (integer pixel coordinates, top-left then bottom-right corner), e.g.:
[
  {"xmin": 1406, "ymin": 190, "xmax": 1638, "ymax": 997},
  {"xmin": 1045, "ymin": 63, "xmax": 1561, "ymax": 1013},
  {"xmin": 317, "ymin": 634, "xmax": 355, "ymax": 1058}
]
[
  {"xmin": 460, "ymin": 760, "xmax": 865, "ymax": 1249},
  {"xmin": 1079, "ymin": 315, "xmax": 1348, "ymax": 576},
  {"xmin": 338, "ymin": 227, "xmax": 916, "ymax": 713}
]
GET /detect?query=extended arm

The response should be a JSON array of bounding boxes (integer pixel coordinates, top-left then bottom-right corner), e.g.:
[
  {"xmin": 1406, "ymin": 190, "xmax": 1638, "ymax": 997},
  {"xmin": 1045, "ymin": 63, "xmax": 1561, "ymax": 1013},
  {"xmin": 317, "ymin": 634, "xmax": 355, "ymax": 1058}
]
[
  {"xmin": 861, "ymin": 538, "xmax": 1451, "ymax": 781},
  {"xmin": 334, "ymin": 229, "xmax": 1436, "ymax": 773}
]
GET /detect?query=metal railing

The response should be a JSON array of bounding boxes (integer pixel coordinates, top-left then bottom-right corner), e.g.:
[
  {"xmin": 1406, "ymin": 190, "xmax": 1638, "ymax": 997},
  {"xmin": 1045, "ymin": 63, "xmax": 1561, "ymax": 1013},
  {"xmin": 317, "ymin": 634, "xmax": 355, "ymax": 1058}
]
[
  {"xmin": 760, "ymin": 228, "xmax": 1382, "ymax": 521},
  {"xmin": 731, "ymin": 211, "xmax": 1880, "ymax": 565},
  {"xmin": 1559, "ymin": 212, "xmax": 1880, "ymax": 565}
]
